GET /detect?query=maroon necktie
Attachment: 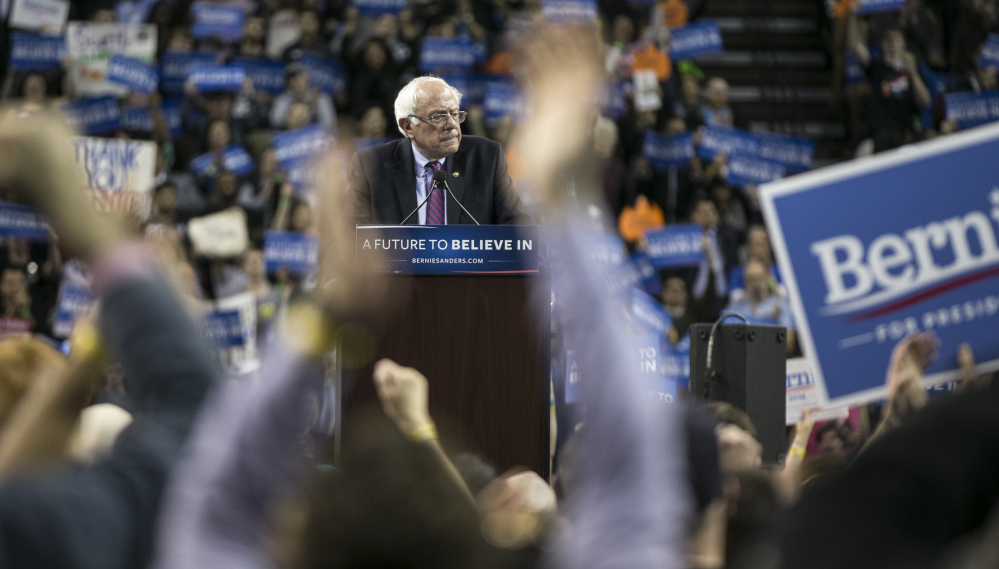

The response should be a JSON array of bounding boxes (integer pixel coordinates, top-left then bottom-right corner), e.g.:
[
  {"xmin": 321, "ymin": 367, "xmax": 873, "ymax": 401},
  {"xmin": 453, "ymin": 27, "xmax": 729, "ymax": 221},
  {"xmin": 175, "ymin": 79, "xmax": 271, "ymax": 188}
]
[{"xmin": 425, "ymin": 161, "xmax": 444, "ymax": 225}]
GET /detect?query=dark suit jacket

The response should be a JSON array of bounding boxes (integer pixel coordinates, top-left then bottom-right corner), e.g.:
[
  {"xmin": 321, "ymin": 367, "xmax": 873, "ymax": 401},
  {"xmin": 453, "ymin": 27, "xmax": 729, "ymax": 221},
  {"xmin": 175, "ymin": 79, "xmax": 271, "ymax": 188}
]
[{"xmin": 346, "ymin": 136, "xmax": 531, "ymax": 225}]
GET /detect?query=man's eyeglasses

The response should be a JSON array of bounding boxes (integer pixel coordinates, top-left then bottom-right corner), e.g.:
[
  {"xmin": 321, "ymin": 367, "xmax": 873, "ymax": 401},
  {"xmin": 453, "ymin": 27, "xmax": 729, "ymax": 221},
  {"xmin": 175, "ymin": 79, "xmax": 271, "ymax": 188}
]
[{"xmin": 410, "ymin": 111, "xmax": 467, "ymax": 127}]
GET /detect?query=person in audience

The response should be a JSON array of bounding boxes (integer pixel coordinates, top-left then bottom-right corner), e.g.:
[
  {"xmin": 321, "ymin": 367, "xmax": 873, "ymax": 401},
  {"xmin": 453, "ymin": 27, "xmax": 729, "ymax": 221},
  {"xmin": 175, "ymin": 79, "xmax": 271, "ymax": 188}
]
[
  {"xmin": 728, "ymin": 225, "xmax": 784, "ymax": 302},
  {"xmin": 848, "ymin": 9, "xmax": 931, "ymax": 152},
  {"xmin": 816, "ymin": 422, "xmax": 847, "ymax": 457},
  {"xmin": 270, "ymin": 65, "xmax": 336, "ymax": 130},
  {"xmin": 282, "ymin": 9, "xmax": 334, "ymax": 61},
  {"xmin": 347, "ymin": 39, "xmax": 400, "ymax": 121},
  {"xmin": 0, "ymin": 113, "xmax": 217, "ymax": 569},
  {"xmin": 722, "ymin": 260, "xmax": 797, "ymax": 354},
  {"xmin": 702, "ymin": 77, "xmax": 734, "ymax": 128}
]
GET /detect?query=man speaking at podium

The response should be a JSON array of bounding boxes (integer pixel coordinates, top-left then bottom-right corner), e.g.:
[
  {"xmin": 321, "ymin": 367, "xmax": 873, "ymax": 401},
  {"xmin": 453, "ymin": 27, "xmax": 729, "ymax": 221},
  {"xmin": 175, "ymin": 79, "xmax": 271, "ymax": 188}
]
[{"xmin": 346, "ymin": 76, "xmax": 531, "ymax": 225}]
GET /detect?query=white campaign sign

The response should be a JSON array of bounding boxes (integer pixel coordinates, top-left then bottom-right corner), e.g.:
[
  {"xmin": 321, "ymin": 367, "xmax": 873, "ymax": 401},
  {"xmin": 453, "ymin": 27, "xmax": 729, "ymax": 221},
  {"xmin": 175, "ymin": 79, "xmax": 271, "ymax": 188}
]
[
  {"xmin": 66, "ymin": 22, "xmax": 156, "ymax": 97},
  {"xmin": 208, "ymin": 292, "xmax": 260, "ymax": 376},
  {"xmin": 187, "ymin": 207, "xmax": 250, "ymax": 258},
  {"xmin": 9, "ymin": 0, "xmax": 68, "ymax": 34},
  {"xmin": 73, "ymin": 137, "xmax": 157, "ymax": 219}
]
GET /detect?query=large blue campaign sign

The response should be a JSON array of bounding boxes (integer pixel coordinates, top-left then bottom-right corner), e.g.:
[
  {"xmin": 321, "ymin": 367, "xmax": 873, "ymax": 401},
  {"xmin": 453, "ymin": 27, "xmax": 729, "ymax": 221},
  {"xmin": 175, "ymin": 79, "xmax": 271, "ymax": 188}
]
[
  {"xmin": 160, "ymin": 51, "xmax": 217, "ymax": 93},
  {"xmin": 61, "ymin": 96, "xmax": 120, "ymax": 135},
  {"xmin": 106, "ymin": 54, "xmax": 158, "ymax": 94},
  {"xmin": 354, "ymin": 0, "xmax": 408, "ymax": 15},
  {"xmin": 630, "ymin": 334, "xmax": 677, "ymax": 404},
  {"xmin": 234, "ymin": 57, "xmax": 285, "ymax": 95},
  {"xmin": 631, "ymin": 287, "xmax": 672, "ymax": 336},
  {"xmin": 726, "ymin": 154, "xmax": 786, "ymax": 188},
  {"xmin": 760, "ymin": 122, "xmax": 999, "ymax": 406},
  {"xmin": 644, "ymin": 224, "xmax": 704, "ymax": 268},
  {"xmin": 356, "ymin": 225, "xmax": 540, "ymax": 275},
  {"xmin": 484, "ymin": 81, "xmax": 522, "ymax": 125},
  {"xmin": 300, "ymin": 53, "xmax": 347, "ymax": 95},
  {"xmin": 946, "ymin": 91, "xmax": 999, "ymax": 130},
  {"xmin": 857, "ymin": 0, "xmax": 905, "ymax": 15},
  {"xmin": 669, "ymin": 20, "xmax": 724, "ymax": 60},
  {"xmin": 599, "ymin": 81, "xmax": 627, "ymax": 119},
  {"xmin": 542, "ymin": 0, "xmax": 597, "ymax": 24},
  {"xmin": 419, "ymin": 37, "xmax": 476, "ymax": 72},
  {"xmin": 10, "ymin": 31, "xmax": 65, "ymax": 70},
  {"xmin": 643, "ymin": 131, "xmax": 694, "ymax": 171},
  {"xmin": 264, "ymin": 231, "xmax": 319, "ymax": 275},
  {"xmin": 663, "ymin": 332, "xmax": 690, "ymax": 389},
  {"xmin": 189, "ymin": 63, "xmax": 246, "ymax": 92},
  {"xmin": 699, "ymin": 125, "xmax": 761, "ymax": 161},
  {"xmin": 580, "ymin": 233, "xmax": 656, "ymax": 296},
  {"xmin": 190, "ymin": 2, "xmax": 244, "ymax": 41},
  {"xmin": 0, "ymin": 202, "xmax": 49, "ymax": 240}
]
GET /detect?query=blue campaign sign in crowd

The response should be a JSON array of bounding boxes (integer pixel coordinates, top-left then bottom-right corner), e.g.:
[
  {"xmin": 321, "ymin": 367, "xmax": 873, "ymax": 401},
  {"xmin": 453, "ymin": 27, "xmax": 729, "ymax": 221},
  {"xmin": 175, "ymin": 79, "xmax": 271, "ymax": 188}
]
[
  {"xmin": 643, "ymin": 131, "xmax": 694, "ymax": 171},
  {"xmin": 235, "ymin": 57, "xmax": 286, "ymax": 95},
  {"xmin": 300, "ymin": 53, "xmax": 347, "ymax": 94},
  {"xmin": 188, "ymin": 63, "xmax": 246, "ymax": 92},
  {"xmin": 631, "ymin": 287, "xmax": 672, "ymax": 336},
  {"xmin": 483, "ymin": 81, "xmax": 522, "ymax": 125},
  {"xmin": 264, "ymin": 231, "xmax": 320, "ymax": 275},
  {"xmin": 725, "ymin": 154, "xmax": 787, "ymax": 188},
  {"xmin": 190, "ymin": 2, "xmax": 245, "ymax": 41},
  {"xmin": 542, "ymin": 0, "xmax": 598, "ymax": 25},
  {"xmin": 419, "ymin": 37, "xmax": 478, "ymax": 72},
  {"xmin": 668, "ymin": 20, "xmax": 724, "ymax": 60},
  {"xmin": 106, "ymin": 54, "xmax": 159, "ymax": 94},
  {"xmin": 160, "ymin": 51, "xmax": 218, "ymax": 93},
  {"xmin": 191, "ymin": 145, "xmax": 256, "ymax": 178},
  {"xmin": 644, "ymin": 224, "xmax": 705, "ymax": 268},
  {"xmin": 10, "ymin": 31, "xmax": 65, "ymax": 70},
  {"xmin": 0, "ymin": 202, "xmax": 50, "ymax": 240},
  {"xmin": 61, "ymin": 96, "xmax": 121, "ymax": 135},
  {"xmin": 353, "ymin": 0, "xmax": 409, "ymax": 15},
  {"xmin": 946, "ymin": 91, "xmax": 999, "ymax": 130},
  {"xmin": 856, "ymin": 0, "xmax": 906, "ymax": 15},
  {"xmin": 201, "ymin": 309, "xmax": 247, "ymax": 348}
]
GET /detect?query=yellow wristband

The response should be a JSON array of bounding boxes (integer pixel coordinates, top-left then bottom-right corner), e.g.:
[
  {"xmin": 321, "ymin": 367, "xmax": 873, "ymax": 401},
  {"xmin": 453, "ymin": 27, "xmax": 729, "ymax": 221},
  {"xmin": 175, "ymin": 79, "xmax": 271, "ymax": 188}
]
[
  {"xmin": 789, "ymin": 446, "xmax": 806, "ymax": 458},
  {"xmin": 408, "ymin": 423, "xmax": 438, "ymax": 443},
  {"xmin": 70, "ymin": 320, "xmax": 105, "ymax": 367}
]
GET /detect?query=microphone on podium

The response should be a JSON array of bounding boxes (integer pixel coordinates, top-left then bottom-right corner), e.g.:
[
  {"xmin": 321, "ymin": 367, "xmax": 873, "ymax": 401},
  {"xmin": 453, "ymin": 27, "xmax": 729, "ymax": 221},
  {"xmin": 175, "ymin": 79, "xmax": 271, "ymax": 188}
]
[
  {"xmin": 400, "ymin": 170, "xmax": 441, "ymax": 225},
  {"xmin": 434, "ymin": 170, "xmax": 480, "ymax": 226}
]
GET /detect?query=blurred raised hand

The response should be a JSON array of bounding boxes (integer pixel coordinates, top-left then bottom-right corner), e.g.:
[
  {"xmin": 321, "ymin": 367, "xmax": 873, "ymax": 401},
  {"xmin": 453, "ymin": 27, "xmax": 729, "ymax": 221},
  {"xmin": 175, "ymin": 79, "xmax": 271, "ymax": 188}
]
[{"xmin": 510, "ymin": 26, "xmax": 603, "ymax": 203}]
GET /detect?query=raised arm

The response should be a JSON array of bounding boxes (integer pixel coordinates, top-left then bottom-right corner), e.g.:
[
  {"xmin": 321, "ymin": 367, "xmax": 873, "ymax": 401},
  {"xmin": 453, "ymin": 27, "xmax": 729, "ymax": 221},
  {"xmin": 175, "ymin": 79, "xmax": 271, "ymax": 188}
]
[{"xmin": 847, "ymin": 10, "xmax": 871, "ymax": 67}]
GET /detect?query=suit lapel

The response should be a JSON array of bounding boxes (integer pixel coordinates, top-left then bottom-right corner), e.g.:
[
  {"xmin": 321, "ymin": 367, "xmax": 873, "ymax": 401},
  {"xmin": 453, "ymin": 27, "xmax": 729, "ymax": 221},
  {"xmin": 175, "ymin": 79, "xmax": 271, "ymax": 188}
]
[
  {"xmin": 393, "ymin": 140, "xmax": 418, "ymax": 224},
  {"xmin": 444, "ymin": 145, "xmax": 467, "ymax": 225}
]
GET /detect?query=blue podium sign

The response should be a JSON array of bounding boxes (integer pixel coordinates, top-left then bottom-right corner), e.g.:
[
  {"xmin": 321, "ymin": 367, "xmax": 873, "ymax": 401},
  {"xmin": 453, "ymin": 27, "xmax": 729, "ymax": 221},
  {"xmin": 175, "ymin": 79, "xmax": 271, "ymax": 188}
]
[{"xmin": 357, "ymin": 225, "xmax": 539, "ymax": 275}]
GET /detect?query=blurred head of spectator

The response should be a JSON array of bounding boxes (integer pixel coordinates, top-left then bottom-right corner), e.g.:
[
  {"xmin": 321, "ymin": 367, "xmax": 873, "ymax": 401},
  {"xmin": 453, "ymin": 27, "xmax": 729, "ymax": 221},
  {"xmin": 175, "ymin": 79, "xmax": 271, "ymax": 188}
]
[
  {"xmin": 743, "ymin": 260, "xmax": 772, "ymax": 303},
  {"xmin": 746, "ymin": 225, "xmax": 774, "ymax": 265},
  {"xmin": 207, "ymin": 119, "xmax": 232, "ymax": 152},
  {"xmin": 612, "ymin": 14, "xmax": 636, "ymax": 46},
  {"xmin": 240, "ymin": 39, "xmax": 265, "ymax": 58},
  {"xmin": 666, "ymin": 117, "xmax": 687, "ymax": 134},
  {"xmin": 680, "ymin": 69, "xmax": 702, "ymax": 107},
  {"xmin": 363, "ymin": 40, "xmax": 389, "ymax": 73},
  {"xmin": 287, "ymin": 102, "xmax": 312, "ymax": 129},
  {"xmin": 690, "ymin": 197, "xmax": 718, "ymax": 229},
  {"xmin": 593, "ymin": 116, "xmax": 619, "ymax": 160},
  {"xmin": 816, "ymin": 423, "xmax": 846, "ymax": 457},
  {"xmin": 290, "ymin": 199, "xmax": 314, "ymax": 233},
  {"xmin": 662, "ymin": 276, "xmax": 688, "ymax": 318},
  {"xmin": 169, "ymin": 27, "xmax": 194, "ymax": 52},
  {"xmin": 210, "ymin": 171, "xmax": 241, "ymax": 210},
  {"xmin": 360, "ymin": 106, "xmax": 388, "ymax": 139},
  {"xmin": 708, "ymin": 402, "xmax": 762, "ymax": 472},
  {"xmin": 241, "ymin": 248, "xmax": 270, "ymax": 296},
  {"xmin": 374, "ymin": 14, "xmax": 400, "ymax": 41},
  {"xmin": 0, "ymin": 267, "xmax": 30, "ymax": 318},
  {"xmin": 711, "ymin": 182, "xmax": 747, "ymax": 232},
  {"xmin": 703, "ymin": 77, "xmax": 733, "ymax": 127},
  {"xmin": 881, "ymin": 27, "xmax": 908, "ymax": 67},
  {"xmin": 0, "ymin": 338, "xmax": 65, "ymax": 424},
  {"xmin": 394, "ymin": 77, "xmax": 464, "ymax": 160},
  {"xmin": 297, "ymin": 425, "xmax": 485, "ymax": 569},
  {"xmin": 299, "ymin": 10, "xmax": 322, "ymax": 41},
  {"xmin": 90, "ymin": 7, "xmax": 117, "ymax": 22},
  {"xmin": 152, "ymin": 183, "xmax": 178, "ymax": 225},
  {"xmin": 287, "ymin": 67, "xmax": 310, "ymax": 97},
  {"xmin": 244, "ymin": 15, "xmax": 266, "ymax": 42}
]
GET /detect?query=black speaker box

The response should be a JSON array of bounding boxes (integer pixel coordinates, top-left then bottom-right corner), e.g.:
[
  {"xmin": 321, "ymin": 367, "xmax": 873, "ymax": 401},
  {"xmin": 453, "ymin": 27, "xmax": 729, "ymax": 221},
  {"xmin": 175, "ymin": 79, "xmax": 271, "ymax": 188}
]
[{"xmin": 689, "ymin": 323, "xmax": 787, "ymax": 464}]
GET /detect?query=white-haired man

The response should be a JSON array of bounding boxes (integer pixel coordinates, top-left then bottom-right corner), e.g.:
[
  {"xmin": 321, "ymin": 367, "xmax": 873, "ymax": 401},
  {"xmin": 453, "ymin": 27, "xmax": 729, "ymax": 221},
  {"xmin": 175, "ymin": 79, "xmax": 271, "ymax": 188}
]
[{"xmin": 346, "ymin": 76, "xmax": 530, "ymax": 225}]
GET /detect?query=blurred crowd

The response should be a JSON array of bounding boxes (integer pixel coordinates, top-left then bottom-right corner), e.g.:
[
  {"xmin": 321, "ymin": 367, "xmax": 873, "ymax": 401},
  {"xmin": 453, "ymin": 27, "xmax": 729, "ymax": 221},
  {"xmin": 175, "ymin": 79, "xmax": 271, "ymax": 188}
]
[{"xmin": 0, "ymin": 2, "xmax": 997, "ymax": 569}]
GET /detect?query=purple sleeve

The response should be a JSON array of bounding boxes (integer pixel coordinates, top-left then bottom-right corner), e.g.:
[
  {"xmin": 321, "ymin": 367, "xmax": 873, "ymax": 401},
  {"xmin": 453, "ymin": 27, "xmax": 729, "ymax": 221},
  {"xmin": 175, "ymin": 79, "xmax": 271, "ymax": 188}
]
[
  {"xmin": 151, "ymin": 341, "xmax": 325, "ymax": 569},
  {"xmin": 541, "ymin": 215, "xmax": 690, "ymax": 569}
]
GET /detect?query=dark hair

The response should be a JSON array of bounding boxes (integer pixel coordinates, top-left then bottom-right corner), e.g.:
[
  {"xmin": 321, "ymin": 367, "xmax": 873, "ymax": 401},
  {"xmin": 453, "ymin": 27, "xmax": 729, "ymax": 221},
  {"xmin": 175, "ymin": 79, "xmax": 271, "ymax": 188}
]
[
  {"xmin": 297, "ymin": 420, "xmax": 488, "ymax": 569},
  {"xmin": 816, "ymin": 422, "xmax": 845, "ymax": 444},
  {"xmin": 707, "ymin": 401, "xmax": 758, "ymax": 439},
  {"xmin": 726, "ymin": 469, "xmax": 780, "ymax": 569}
]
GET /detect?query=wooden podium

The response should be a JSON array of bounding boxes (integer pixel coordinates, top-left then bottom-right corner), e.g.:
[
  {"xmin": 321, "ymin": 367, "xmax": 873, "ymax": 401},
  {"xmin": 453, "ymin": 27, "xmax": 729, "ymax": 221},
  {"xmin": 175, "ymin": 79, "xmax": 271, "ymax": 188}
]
[{"xmin": 338, "ymin": 226, "xmax": 551, "ymax": 478}]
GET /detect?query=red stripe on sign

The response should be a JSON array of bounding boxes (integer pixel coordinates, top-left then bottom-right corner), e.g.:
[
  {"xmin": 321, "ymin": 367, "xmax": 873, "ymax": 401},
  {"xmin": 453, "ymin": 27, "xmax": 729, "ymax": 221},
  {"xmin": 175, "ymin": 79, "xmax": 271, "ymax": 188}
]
[{"xmin": 846, "ymin": 264, "xmax": 999, "ymax": 322}]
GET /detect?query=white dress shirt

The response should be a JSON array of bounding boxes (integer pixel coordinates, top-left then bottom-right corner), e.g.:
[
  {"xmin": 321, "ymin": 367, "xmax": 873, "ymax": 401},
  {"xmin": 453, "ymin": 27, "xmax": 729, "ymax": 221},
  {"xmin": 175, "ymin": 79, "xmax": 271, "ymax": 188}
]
[{"xmin": 412, "ymin": 142, "xmax": 447, "ymax": 225}]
